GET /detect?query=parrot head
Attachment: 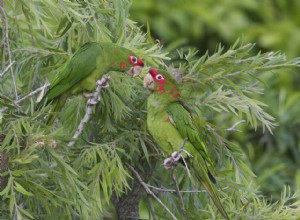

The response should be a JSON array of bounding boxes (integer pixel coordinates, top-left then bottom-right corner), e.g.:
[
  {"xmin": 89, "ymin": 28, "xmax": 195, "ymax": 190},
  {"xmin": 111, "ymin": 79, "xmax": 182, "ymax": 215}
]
[
  {"xmin": 125, "ymin": 54, "xmax": 144, "ymax": 77},
  {"xmin": 143, "ymin": 68, "xmax": 180, "ymax": 99},
  {"xmin": 110, "ymin": 46, "xmax": 144, "ymax": 77}
]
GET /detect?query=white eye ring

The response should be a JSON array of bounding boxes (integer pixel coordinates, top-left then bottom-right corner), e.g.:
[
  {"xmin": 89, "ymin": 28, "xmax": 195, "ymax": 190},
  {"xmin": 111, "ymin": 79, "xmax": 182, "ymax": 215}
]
[
  {"xmin": 130, "ymin": 56, "xmax": 138, "ymax": 64},
  {"xmin": 155, "ymin": 74, "xmax": 164, "ymax": 80}
]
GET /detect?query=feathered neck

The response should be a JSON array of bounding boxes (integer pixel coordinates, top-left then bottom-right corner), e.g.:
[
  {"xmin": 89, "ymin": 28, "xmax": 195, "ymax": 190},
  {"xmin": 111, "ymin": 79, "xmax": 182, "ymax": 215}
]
[{"xmin": 154, "ymin": 82, "xmax": 180, "ymax": 100}]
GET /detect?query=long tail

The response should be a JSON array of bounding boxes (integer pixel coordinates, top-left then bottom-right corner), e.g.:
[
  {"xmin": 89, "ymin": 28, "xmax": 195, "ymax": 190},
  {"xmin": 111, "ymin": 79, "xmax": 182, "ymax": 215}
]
[
  {"xmin": 45, "ymin": 99, "xmax": 59, "ymax": 125},
  {"xmin": 193, "ymin": 159, "xmax": 230, "ymax": 220},
  {"xmin": 36, "ymin": 96, "xmax": 65, "ymax": 125}
]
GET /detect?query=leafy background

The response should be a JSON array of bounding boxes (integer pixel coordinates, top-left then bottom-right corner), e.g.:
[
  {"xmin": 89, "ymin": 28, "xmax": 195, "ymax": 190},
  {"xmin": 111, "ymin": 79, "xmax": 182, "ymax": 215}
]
[
  {"xmin": 0, "ymin": 0, "xmax": 300, "ymax": 219},
  {"xmin": 130, "ymin": 0, "xmax": 300, "ymax": 200}
]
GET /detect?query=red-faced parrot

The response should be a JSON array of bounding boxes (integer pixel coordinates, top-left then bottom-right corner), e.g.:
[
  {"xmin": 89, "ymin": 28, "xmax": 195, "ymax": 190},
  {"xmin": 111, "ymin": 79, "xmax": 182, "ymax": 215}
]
[
  {"xmin": 143, "ymin": 68, "xmax": 229, "ymax": 220},
  {"xmin": 38, "ymin": 42, "xmax": 144, "ymax": 124}
]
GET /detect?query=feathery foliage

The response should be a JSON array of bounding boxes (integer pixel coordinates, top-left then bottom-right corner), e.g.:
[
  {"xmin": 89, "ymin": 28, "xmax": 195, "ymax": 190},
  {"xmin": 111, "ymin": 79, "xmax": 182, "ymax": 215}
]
[
  {"xmin": 0, "ymin": 0, "xmax": 163, "ymax": 219},
  {"xmin": 131, "ymin": 0, "xmax": 300, "ymax": 201},
  {"xmin": 1, "ymin": 0, "xmax": 300, "ymax": 219}
]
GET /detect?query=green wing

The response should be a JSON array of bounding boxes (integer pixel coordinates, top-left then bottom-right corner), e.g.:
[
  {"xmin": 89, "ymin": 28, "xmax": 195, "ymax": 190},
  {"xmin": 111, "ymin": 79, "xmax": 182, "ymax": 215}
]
[
  {"xmin": 46, "ymin": 42, "xmax": 102, "ymax": 101},
  {"xmin": 166, "ymin": 102, "xmax": 230, "ymax": 220},
  {"xmin": 192, "ymin": 158, "xmax": 230, "ymax": 220},
  {"xmin": 166, "ymin": 102, "xmax": 209, "ymax": 159}
]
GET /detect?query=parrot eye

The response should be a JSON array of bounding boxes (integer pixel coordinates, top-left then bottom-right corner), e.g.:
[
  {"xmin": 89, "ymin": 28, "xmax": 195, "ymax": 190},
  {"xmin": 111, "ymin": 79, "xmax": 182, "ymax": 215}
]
[
  {"xmin": 129, "ymin": 56, "xmax": 138, "ymax": 64},
  {"xmin": 155, "ymin": 74, "xmax": 164, "ymax": 81}
]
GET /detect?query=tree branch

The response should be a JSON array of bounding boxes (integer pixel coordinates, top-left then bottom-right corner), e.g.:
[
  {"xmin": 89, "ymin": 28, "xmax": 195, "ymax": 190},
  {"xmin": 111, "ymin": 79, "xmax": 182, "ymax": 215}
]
[
  {"xmin": 0, "ymin": 83, "xmax": 50, "ymax": 113},
  {"xmin": 147, "ymin": 197, "xmax": 158, "ymax": 220},
  {"xmin": 127, "ymin": 164, "xmax": 178, "ymax": 220},
  {"xmin": 0, "ymin": 151, "xmax": 8, "ymax": 192},
  {"xmin": 68, "ymin": 75, "xmax": 110, "ymax": 147},
  {"xmin": 0, "ymin": 5, "xmax": 18, "ymax": 99},
  {"xmin": 171, "ymin": 169, "xmax": 187, "ymax": 220},
  {"xmin": 146, "ymin": 183, "xmax": 229, "ymax": 193},
  {"xmin": 0, "ymin": 60, "xmax": 15, "ymax": 77}
]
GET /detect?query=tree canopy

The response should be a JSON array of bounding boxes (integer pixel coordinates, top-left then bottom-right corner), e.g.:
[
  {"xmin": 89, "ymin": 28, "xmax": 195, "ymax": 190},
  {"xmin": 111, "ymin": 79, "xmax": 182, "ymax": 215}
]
[{"xmin": 1, "ymin": 0, "xmax": 300, "ymax": 219}]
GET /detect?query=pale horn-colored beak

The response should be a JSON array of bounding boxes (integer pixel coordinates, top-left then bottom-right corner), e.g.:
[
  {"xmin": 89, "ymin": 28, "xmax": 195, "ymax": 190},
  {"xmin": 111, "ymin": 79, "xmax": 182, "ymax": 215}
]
[
  {"xmin": 143, "ymin": 73, "xmax": 154, "ymax": 90},
  {"xmin": 126, "ymin": 65, "xmax": 143, "ymax": 77}
]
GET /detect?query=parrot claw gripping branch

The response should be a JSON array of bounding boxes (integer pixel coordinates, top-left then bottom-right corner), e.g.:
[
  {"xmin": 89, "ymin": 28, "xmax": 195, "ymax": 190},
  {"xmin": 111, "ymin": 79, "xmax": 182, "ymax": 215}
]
[
  {"xmin": 144, "ymin": 68, "xmax": 230, "ymax": 220},
  {"xmin": 68, "ymin": 74, "xmax": 111, "ymax": 148},
  {"xmin": 163, "ymin": 137, "xmax": 192, "ymax": 177}
]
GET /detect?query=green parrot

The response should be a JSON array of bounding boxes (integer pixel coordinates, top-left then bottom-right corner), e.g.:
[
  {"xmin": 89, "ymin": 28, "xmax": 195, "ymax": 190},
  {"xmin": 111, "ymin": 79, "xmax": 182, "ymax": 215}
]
[
  {"xmin": 37, "ymin": 42, "xmax": 144, "ymax": 124},
  {"xmin": 143, "ymin": 68, "xmax": 229, "ymax": 220}
]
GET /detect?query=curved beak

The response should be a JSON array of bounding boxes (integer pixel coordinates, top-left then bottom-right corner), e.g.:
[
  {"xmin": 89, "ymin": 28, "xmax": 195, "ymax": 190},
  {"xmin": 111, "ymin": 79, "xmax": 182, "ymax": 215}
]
[
  {"xmin": 143, "ymin": 73, "xmax": 154, "ymax": 90},
  {"xmin": 125, "ymin": 65, "xmax": 143, "ymax": 77},
  {"xmin": 125, "ymin": 58, "xmax": 144, "ymax": 77}
]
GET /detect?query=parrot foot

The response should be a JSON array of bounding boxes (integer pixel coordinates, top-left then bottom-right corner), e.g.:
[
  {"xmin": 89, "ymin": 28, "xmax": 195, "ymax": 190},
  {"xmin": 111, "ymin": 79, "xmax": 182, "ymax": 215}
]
[
  {"xmin": 85, "ymin": 75, "xmax": 110, "ymax": 105},
  {"xmin": 84, "ymin": 92, "xmax": 100, "ymax": 105},
  {"xmin": 163, "ymin": 150, "xmax": 192, "ymax": 177},
  {"xmin": 87, "ymin": 98, "xmax": 100, "ymax": 105},
  {"xmin": 96, "ymin": 76, "xmax": 110, "ymax": 88},
  {"xmin": 83, "ymin": 92, "xmax": 94, "ymax": 98},
  {"xmin": 163, "ymin": 151, "xmax": 182, "ymax": 170}
]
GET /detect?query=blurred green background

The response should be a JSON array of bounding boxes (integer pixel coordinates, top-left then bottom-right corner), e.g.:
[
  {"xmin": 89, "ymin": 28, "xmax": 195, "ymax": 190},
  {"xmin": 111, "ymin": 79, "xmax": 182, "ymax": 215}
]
[{"xmin": 130, "ymin": 0, "xmax": 300, "ymax": 199}]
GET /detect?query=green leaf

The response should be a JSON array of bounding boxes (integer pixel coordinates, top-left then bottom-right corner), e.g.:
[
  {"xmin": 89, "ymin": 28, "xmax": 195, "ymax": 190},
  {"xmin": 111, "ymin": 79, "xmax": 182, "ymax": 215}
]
[
  {"xmin": 18, "ymin": 206, "xmax": 34, "ymax": 219},
  {"xmin": 9, "ymin": 193, "xmax": 15, "ymax": 217},
  {"xmin": 139, "ymin": 137, "xmax": 150, "ymax": 164},
  {"xmin": 238, "ymin": 160, "xmax": 256, "ymax": 178},
  {"xmin": 14, "ymin": 181, "xmax": 34, "ymax": 196}
]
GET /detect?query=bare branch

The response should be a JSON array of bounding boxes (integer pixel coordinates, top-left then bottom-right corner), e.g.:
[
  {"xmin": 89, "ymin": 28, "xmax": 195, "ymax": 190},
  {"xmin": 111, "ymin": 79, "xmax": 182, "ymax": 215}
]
[
  {"xmin": 16, "ymin": 83, "xmax": 50, "ymax": 105},
  {"xmin": 146, "ymin": 183, "xmax": 204, "ymax": 193},
  {"xmin": 147, "ymin": 197, "xmax": 158, "ymax": 220},
  {"xmin": 0, "ymin": 151, "xmax": 9, "ymax": 192},
  {"xmin": 0, "ymin": 60, "xmax": 15, "ymax": 77},
  {"xmin": 127, "ymin": 164, "xmax": 178, "ymax": 220},
  {"xmin": 146, "ymin": 183, "xmax": 230, "ymax": 193},
  {"xmin": 68, "ymin": 75, "xmax": 110, "ymax": 147},
  {"xmin": 178, "ymin": 137, "xmax": 188, "ymax": 152},
  {"xmin": 0, "ymin": 83, "xmax": 50, "ymax": 113},
  {"xmin": 171, "ymin": 169, "xmax": 187, "ymax": 220},
  {"xmin": 0, "ymin": 6, "xmax": 17, "ymax": 99}
]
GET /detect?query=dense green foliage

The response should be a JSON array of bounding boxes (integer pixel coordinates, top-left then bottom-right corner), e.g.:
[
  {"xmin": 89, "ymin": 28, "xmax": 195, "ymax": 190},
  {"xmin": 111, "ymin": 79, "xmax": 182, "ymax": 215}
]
[
  {"xmin": 131, "ymin": 0, "xmax": 300, "ymax": 201},
  {"xmin": 0, "ymin": 0, "xmax": 300, "ymax": 219}
]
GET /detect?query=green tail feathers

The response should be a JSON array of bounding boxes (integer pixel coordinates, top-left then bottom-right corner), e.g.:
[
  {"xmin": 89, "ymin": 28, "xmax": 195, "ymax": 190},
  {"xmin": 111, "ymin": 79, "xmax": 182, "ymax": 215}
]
[
  {"xmin": 36, "ymin": 95, "xmax": 67, "ymax": 125},
  {"xmin": 193, "ymin": 160, "xmax": 230, "ymax": 220},
  {"xmin": 45, "ymin": 99, "xmax": 59, "ymax": 125}
]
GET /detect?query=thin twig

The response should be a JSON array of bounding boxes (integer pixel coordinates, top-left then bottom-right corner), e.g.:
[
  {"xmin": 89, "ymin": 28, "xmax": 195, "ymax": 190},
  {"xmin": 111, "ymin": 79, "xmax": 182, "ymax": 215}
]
[
  {"xmin": 16, "ymin": 83, "xmax": 50, "ymax": 105},
  {"xmin": 146, "ymin": 183, "xmax": 206, "ymax": 193},
  {"xmin": 171, "ymin": 169, "xmax": 187, "ymax": 220},
  {"xmin": 68, "ymin": 75, "xmax": 110, "ymax": 147},
  {"xmin": 178, "ymin": 137, "xmax": 188, "ymax": 152},
  {"xmin": 0, "ymin": 0, "xmax": 6, "ymax": 72},
  {"xmin": 0, "ymin": 83, "xmax": 50, "ymax": 113},
  {"xmin": 0, "ymin": 60, "xmax": 15, "ymax": 77},
  {"xmin": 177, "ymin": 138, "xmax": 192, "ymax": 177},
  {"xmin": 180, "ymin": 155, "xmax": 192, "ymax": 177},
  {"xmin": 146, "ymin": 183, "xmax": 230, "ymax": 193},
  {"xmin": 225, "ymin": 120, "xmax": 246, "ymax": 132},
  {"xmin": 127, "ymin": 164, "xmax": 178, "ymax": 220},
  {"xmin": 0, "ymin": 6, "xmax": 18, "ymax": 99},
  {"xmin": 147, "ymin": 197, "xmax": 158, "ymax": 220}
]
